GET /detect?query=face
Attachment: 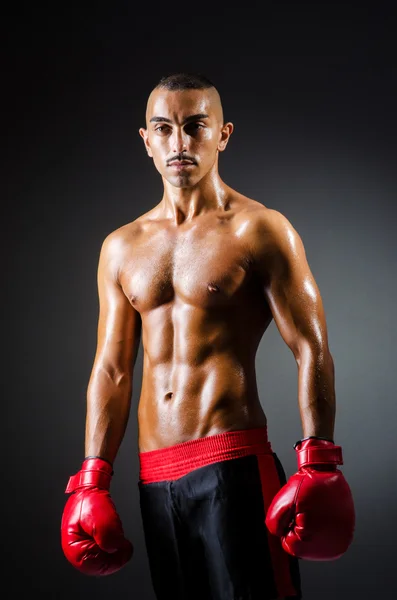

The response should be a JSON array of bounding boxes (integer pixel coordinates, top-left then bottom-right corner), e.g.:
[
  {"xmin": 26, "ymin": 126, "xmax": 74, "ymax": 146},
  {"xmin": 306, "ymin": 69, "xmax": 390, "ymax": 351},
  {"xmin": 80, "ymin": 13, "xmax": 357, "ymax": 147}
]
[{"xmin": 139, "ymin": 87, "xmax": 233, "ymax": 188}]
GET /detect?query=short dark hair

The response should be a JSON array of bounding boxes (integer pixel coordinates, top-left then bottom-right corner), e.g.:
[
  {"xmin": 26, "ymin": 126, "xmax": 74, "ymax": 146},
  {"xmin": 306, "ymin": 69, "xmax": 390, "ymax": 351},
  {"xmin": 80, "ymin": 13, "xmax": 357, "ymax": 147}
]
[{"xmin": 155, "ymin": 72, "xmax": 216, "ymax": 91}]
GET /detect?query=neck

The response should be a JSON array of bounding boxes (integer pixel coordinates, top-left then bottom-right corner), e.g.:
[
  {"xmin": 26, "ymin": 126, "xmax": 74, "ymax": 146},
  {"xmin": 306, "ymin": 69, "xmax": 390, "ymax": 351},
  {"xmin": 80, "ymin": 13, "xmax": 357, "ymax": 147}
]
[{"xmin": 159, "ymin": 169, "xmax": 230, "ymax": 226}]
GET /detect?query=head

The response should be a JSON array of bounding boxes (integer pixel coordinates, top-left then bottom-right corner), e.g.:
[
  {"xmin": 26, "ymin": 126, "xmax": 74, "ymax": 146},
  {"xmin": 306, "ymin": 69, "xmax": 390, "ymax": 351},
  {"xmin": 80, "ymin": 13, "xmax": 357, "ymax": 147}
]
[{"xmin": 139, "ymin": 72, "xmax": 233, "ymax": 188}]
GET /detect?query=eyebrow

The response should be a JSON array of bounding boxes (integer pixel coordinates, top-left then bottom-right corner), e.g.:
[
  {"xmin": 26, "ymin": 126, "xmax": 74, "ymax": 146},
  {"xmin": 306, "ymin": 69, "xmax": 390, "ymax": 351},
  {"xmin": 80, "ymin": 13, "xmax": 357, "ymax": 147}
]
[{"xmin": 149, "ymin": 113, "xmax": 209, "ymax": 124}]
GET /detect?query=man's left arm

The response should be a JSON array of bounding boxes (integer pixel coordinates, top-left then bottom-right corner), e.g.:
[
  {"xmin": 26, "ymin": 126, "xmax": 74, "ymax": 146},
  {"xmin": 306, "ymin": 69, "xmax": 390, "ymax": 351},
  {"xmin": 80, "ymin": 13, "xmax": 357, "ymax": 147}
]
[
  {"xmin": 251, "ymin": 207, "xmax": 355, "ymax": 561},
  {"xmin": 254, "ymin": 208, "xmax": 335, "ymax": 440}
]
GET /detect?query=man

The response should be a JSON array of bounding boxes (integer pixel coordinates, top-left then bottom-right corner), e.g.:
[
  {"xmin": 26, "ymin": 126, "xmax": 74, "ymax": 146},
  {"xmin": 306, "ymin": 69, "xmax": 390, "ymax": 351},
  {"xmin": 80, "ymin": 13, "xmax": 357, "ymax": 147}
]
[{"xmin": 61, "ymin": 72, "xmax": 355, "ymax": 600}]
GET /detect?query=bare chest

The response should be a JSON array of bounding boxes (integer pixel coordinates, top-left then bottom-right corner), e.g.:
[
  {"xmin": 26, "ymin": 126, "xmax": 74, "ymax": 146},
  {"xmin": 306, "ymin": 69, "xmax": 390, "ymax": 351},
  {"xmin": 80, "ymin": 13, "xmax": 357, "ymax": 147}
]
[{"xmin": 119, "ymin": 224, "xmax": 254, "ymax": 312}]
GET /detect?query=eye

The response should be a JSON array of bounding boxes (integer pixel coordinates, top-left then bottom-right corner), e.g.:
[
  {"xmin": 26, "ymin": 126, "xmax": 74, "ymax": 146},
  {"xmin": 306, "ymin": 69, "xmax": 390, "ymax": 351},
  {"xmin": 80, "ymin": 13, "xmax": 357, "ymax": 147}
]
[
  {"xmin": 155, "ymin": 125, "xmax": 170, "ymax": 133},
  {"xmin": 185, "ymin": 122, "xmax": 204, "ymax": 135}
]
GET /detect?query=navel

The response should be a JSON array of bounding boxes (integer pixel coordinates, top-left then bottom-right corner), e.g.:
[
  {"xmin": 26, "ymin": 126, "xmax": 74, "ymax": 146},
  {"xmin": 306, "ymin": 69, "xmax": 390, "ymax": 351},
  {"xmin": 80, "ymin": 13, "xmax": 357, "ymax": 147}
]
[{"xmin": 207, "ymin": 283, "xmax": 220, "ymax": 293}]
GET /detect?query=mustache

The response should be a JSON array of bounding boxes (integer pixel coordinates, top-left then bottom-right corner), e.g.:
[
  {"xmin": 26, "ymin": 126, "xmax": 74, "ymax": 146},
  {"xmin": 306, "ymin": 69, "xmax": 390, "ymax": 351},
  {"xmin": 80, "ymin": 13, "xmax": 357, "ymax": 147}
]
[{"xmin": 167, "ymin": 153, "xmax": 197, "ymax": 165}]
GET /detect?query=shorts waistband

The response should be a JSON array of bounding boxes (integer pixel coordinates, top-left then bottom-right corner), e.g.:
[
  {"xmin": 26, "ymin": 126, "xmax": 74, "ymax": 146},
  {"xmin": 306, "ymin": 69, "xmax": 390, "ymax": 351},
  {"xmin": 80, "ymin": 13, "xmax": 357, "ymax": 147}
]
[{"xmin": 138, "ymin": 426, "xmax": 272, "ymax": 484}]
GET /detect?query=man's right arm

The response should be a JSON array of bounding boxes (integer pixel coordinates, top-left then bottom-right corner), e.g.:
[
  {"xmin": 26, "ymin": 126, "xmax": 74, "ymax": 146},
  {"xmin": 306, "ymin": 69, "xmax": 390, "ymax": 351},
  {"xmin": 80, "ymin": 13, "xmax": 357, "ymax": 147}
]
[{"xmin": 84, "ymin": 231, "xmax": 142, "ymax": 464}]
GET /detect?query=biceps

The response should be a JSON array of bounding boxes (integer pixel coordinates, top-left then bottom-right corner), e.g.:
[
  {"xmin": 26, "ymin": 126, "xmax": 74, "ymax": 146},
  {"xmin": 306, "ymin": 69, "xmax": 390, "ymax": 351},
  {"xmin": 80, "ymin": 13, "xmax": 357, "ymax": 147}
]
[
  {"xmin": 265, "ymin": 265, "xmax": 329, "ymax": 357},
  {"xmin": 95, "ymin": 283, "xmax": 141, "ymax": 376}
]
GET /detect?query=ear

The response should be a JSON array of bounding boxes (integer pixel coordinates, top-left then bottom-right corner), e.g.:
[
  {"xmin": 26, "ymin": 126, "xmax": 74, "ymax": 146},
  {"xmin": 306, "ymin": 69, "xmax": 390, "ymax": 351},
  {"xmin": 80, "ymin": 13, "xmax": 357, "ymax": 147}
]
[
  {"xmin": 139, "ymin": 127, "xmax": 153, "ymax": 157},
  {"xmin": 217, "ymin": 122, "xmax": 234, "ymax": 152}
]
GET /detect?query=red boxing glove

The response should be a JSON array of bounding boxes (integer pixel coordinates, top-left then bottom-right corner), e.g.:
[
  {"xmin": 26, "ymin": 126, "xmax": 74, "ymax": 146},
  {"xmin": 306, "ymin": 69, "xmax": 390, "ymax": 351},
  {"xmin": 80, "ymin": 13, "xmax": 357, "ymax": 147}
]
[
  {"xmin": 265, "ymin": 437, "xmax": 355, "ymax": 561},
  {"xmin": 61, "ymin": 457, "xmax": 133, "ymax": 575}
]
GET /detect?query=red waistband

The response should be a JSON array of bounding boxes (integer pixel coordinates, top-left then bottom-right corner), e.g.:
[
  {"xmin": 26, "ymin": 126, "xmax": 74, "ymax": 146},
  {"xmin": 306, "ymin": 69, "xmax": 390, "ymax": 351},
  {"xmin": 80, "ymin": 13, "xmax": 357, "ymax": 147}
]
[{"xmin": 138, "ymin": 426, "xmax": 272, "ymax": 484}]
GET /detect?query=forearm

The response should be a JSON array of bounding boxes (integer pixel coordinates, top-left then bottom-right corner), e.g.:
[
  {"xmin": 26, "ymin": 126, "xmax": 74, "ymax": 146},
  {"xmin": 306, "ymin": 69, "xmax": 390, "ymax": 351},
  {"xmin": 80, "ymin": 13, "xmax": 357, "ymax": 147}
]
[
  {"xmin": 85, "ymin": 369, "xmax": 133, "ymax": 464},
  {"xmin": 296, "ymin": 348, "xmax": 336, "ymax": 440}
]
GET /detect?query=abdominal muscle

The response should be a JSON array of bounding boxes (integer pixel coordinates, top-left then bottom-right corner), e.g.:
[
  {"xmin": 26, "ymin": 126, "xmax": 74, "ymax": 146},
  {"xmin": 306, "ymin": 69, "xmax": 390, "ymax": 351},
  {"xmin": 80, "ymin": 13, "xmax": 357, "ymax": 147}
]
[{"xmin": 137, "ymin": 325, "xmax": 268, "ymax": 452}]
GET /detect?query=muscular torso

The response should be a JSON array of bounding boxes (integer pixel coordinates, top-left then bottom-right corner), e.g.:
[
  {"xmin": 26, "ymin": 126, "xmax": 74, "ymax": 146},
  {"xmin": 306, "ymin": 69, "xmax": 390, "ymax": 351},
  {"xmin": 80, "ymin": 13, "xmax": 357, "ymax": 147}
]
[{"xmin": 118, "ymin": 194, "xmax": 273, "ymax": 451}]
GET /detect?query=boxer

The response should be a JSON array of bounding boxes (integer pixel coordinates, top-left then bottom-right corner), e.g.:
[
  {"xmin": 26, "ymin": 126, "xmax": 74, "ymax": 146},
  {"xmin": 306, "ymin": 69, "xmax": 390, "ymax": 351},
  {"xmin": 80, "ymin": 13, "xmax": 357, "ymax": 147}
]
[{"xmin": 61, "ymin": 72, "xmax": 355, "ymax": 599}]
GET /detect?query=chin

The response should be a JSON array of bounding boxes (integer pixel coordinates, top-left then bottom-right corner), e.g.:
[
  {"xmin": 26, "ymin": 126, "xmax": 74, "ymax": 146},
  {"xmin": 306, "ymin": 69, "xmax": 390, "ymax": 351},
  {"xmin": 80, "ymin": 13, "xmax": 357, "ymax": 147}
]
[{"xmin": 167, "ymin": 174, "xmax": 200, "ymax": 188}]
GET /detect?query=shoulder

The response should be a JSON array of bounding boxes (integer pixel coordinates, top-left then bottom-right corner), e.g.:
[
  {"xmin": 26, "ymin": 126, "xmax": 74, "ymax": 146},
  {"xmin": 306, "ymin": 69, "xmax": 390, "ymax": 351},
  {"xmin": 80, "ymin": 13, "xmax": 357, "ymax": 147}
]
[
  {"xmin": 256, "ymin": 207, "xmax": 302, "ymax": 249},
  {"xmin": 243, "ymin": 206, "xmax": 312, "ymax": 290},
  {"xmin": 230, "ymin": 191, "xmax": 293, "ymax": 232},
  {"xmin": 101, "ymin": 204, "xmax": 166, "ymax": 251},
  {"xmin": 242, "ymin": 201, "xmax": 296, "ymax": 235},
  {"xmin": 234, "ymin": 197, "xmax": 304, "ymax": 261},
  {"xmin": 97, "ymin": 219, "xmax": 143, "ymax": 283},
  {"xmin": 99, "ymin": 211, "xmax": 153, "ymax": 255}
]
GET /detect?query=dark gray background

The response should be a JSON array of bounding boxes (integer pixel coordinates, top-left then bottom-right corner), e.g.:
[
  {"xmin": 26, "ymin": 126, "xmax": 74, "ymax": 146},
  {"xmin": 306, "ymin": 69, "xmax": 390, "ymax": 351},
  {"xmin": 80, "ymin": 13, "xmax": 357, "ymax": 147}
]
[{"xmin": 5, "ymin": 2, "xmax": 396, "ymax": 599}]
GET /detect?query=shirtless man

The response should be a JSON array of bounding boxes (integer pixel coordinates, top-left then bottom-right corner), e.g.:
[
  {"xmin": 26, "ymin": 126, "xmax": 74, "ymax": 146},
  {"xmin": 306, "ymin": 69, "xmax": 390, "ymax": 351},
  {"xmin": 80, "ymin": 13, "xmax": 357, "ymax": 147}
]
[{"xmin": 61, "ymin": 72, "xmax": 355, "ymax": 600}]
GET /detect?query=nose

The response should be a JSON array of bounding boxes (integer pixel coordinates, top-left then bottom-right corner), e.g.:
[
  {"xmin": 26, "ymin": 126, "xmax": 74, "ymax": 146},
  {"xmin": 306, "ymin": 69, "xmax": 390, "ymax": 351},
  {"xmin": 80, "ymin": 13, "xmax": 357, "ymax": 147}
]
[{"xmin": 171, "ymin": 127, "xmax": 188, "ymax": 154}]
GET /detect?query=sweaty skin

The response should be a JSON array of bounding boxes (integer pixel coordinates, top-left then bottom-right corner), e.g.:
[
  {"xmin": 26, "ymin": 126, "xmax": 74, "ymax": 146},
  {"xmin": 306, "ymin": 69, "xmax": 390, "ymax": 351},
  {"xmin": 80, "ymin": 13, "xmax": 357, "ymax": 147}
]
[{"xmin": 85, "ymin": 87, "xmax": 335, "ymax": 458}]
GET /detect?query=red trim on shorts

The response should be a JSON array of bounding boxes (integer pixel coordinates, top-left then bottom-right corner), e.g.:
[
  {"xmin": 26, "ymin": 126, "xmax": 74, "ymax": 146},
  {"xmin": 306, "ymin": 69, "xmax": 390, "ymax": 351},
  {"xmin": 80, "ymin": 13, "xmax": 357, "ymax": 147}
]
[
  {"xmin": 257, "ymin": 453, "xmax": 299, "ymax": 599},
  {"xmin": 138, "ymin": 426, "xmax": 271, "ymax": 483}
]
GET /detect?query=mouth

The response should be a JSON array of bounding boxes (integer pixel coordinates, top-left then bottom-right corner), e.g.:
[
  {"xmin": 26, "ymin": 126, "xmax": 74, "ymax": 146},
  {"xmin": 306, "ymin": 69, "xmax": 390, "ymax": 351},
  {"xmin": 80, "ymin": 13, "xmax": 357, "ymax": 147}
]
[{"xmin": 168, "ymin": 160, "xmax": 196, "ymax": 169}]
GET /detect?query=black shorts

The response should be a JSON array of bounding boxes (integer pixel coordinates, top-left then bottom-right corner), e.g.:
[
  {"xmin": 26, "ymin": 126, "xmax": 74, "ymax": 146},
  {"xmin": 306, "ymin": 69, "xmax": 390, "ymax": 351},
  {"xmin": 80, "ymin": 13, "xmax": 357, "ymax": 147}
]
[{"xmin": 138, "ymin": 427, "xmax": 302, "ymax": 600}]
